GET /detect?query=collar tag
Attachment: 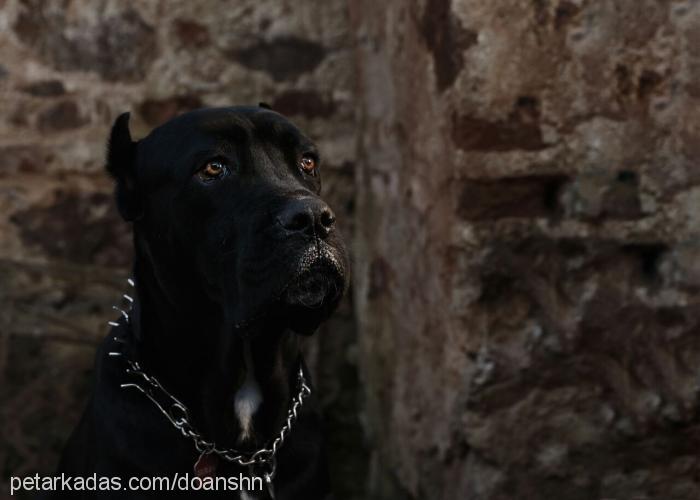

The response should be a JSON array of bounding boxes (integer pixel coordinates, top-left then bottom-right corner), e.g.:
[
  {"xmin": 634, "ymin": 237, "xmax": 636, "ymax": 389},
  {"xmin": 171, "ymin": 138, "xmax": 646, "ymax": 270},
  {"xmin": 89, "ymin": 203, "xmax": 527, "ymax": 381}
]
[{"xmin": 194, "ymin": 451, "xmax": 219, "ymax": 478}]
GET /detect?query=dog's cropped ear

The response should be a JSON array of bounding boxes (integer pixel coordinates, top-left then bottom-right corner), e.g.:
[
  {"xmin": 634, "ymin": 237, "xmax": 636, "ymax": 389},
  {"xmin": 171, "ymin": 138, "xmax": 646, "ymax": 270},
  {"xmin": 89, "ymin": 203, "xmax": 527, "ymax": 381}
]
[{"xmin": 106, "ymin": 112, "xmax": 142, "ymax": 221}]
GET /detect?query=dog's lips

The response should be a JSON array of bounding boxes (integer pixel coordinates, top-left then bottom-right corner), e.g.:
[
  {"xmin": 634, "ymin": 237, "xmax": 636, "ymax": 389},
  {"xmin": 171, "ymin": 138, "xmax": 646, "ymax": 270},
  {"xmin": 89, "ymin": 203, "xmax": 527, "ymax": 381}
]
[
  {"xmin": 282, "ymin": 244, "xmax": 345, "ymax": 309},
  {"xmin": 285, "ymin": 272, "xmax": 330, "ymax": 309},
  {"xmin": 229, "ymin": 243, "xmax": 345, "ymax": 334}
]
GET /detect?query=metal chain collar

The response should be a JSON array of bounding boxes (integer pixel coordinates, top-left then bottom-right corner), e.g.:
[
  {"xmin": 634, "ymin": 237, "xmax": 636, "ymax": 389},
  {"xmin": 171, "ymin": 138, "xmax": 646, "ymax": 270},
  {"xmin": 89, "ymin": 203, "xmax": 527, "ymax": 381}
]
[{"xmin": 107, "ymin": 278, "xmax": 312, "ymax": 473}]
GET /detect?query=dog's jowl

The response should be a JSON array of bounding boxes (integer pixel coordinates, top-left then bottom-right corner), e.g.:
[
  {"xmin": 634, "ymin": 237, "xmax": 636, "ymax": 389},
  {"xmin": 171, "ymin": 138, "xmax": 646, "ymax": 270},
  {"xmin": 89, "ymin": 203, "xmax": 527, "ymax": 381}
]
[{"xmin": 53, "ymin": 106, "xmax": 349, "ymax": 499}]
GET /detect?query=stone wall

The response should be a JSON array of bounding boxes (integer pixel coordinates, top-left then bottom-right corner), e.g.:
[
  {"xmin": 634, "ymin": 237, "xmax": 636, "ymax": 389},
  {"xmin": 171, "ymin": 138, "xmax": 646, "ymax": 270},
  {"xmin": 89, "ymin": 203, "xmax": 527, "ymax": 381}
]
[
  {"xmin": 351, "ymin": 0, "xmax": 700, "ymax": 498},
  {"xmin": 0, "ymin": 1, "xmax": 364, "ymax": 498},
  {"xmin": 3, "ymin": 0, "xmax": 700, "ymax": 499}
]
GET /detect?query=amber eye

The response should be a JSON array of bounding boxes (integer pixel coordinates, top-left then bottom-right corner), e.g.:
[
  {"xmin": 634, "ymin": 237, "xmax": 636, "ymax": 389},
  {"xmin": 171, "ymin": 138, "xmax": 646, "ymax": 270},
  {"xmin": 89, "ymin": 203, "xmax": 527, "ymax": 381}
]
[
  {"xmin": 199, "ymin": 161, "xmax": 227, "ymax": 180},
  {"xmin": 300, "ymin": 155, "xmax": 317, "ymax": 174}
]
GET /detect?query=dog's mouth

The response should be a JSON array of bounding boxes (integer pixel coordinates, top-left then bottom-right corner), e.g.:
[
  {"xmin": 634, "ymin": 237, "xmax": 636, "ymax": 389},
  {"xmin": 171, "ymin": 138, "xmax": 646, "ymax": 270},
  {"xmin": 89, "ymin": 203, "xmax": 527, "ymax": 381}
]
[
  {"xmin": 231, "ymin": 242, "xmax": 347, "ymax": 336},
  {"xmin": 283, "ymin": 245, "xmax": 344, "ymax": 307},
  {"xmin": 278, "ymin": 244, "xmax": 346, "ymax": 334}
]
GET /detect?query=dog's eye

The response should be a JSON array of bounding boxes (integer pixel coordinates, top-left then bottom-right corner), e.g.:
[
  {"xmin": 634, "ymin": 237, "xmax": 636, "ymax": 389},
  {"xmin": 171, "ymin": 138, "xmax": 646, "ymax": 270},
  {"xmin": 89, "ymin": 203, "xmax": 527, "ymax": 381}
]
[
  {"xmin": 198, "ymin": 161, "xmax": 228, "ymax": 181},
  {"xmin": 299, "ymin": 155, "xmax": 317, "ymax": 175}
]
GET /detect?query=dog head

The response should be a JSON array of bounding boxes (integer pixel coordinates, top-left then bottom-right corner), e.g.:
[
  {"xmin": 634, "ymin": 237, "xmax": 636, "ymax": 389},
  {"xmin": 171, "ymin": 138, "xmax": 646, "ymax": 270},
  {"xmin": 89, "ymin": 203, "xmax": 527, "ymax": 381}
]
[{"xmin": 106, "ymin": 106, "xmax": 349, "ymax": 336}]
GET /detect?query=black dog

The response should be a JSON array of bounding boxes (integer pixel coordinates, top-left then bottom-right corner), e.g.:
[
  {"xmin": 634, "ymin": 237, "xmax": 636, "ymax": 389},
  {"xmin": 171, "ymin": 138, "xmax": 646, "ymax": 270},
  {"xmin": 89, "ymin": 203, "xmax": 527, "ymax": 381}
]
[{"xmin": 54, "ymin": 106, "xmax": 348, "ymax": 499}]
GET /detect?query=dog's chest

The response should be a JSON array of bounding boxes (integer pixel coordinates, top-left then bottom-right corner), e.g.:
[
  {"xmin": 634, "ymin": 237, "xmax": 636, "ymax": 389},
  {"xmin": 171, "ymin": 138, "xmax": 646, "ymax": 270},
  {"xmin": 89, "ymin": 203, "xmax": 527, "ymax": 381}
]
[{"xmin": 233, "ymin": 342, "xmax": 262, "ymax": 440}]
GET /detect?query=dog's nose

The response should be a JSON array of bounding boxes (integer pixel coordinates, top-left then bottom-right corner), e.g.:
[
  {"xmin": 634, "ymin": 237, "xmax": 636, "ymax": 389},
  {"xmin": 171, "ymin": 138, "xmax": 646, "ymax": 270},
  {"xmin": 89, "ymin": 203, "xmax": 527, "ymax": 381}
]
[{"xmin": 277, "ymin": 198, "xmax": 336, "ymax": 238}]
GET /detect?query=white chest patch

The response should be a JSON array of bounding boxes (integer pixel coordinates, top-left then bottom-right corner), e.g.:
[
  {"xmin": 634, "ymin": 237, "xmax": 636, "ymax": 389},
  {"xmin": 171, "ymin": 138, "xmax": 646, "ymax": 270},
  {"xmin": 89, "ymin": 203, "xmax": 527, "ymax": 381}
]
[{"xmin": 233, "ymin": 342, "xmax": 262, "ymax": 440}]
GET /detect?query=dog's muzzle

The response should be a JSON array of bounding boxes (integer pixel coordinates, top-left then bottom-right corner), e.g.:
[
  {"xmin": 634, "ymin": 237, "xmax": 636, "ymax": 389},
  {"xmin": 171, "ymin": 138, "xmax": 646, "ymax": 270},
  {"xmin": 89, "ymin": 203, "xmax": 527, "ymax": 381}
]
[{"xmin": 283, "ymin": 244, "xmax": 345, "ymax": 308}]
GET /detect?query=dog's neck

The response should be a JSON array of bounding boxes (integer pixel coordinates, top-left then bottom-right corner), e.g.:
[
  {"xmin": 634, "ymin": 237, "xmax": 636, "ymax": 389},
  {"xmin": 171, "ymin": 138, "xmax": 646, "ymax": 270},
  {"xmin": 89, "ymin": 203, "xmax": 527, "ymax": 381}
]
[{"xmin": 127, "ymin": 254, "xmax": 302, "ymax": 449}]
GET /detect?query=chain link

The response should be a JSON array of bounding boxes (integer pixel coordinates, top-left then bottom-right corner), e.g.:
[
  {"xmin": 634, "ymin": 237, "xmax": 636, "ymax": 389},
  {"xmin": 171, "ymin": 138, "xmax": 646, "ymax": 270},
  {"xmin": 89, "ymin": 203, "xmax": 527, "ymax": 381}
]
[
  {"xmin": 110, "ymin": 279, "xmax": 311, "ymax": 471},
  {"xmin": 119, "ymin": 356, "xmax": 310, "ymax": 468}
]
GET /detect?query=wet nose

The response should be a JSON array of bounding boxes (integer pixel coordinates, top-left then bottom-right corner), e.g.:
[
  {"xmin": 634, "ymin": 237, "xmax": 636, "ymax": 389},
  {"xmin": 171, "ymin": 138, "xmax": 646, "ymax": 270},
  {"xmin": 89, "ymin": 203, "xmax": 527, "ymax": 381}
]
[{"xmin": 277, "ymin": 197, "xmax": 336, "ymax": 238}]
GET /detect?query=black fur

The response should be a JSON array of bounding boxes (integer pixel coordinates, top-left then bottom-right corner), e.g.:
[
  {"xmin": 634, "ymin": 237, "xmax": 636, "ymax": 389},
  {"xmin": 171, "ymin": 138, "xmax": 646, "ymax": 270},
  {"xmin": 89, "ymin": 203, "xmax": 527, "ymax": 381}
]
[{"xmin": 53, "ymin": 106, "xmax": 349, "ymax": 499}]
